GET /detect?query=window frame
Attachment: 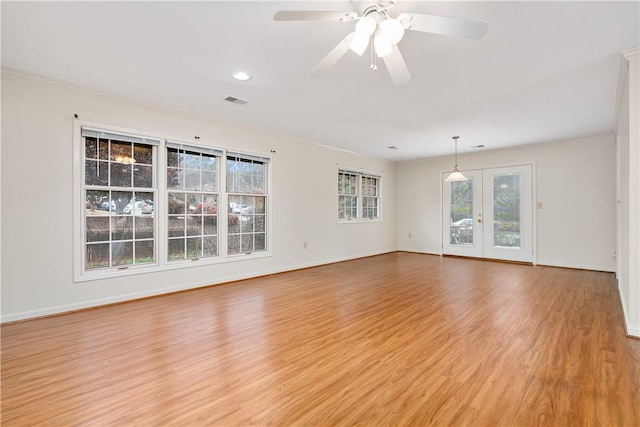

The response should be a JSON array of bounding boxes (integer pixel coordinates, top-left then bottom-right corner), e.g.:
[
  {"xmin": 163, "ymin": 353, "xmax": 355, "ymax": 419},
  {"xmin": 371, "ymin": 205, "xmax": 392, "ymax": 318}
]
[
  {"xmin": 73, "ymin": 120, "xmax": 272, "ymax": 283},
  {"xmin": 165, "ymin": 141, "xmax": 223, "ymax": 264},
  {"xmin": 226, "ymin": 152, "xmax": 270, "ymax": 257},
  {"xmin": 337, "ymin": 167, "xmax": 382, "ymax": 223}
]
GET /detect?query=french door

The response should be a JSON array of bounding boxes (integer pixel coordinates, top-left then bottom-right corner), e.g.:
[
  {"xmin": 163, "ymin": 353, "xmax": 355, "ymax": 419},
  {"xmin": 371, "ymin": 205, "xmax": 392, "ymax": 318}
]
[{"xmin": 442, "ymin": 165, "xmax": 533, "ymax": 263}]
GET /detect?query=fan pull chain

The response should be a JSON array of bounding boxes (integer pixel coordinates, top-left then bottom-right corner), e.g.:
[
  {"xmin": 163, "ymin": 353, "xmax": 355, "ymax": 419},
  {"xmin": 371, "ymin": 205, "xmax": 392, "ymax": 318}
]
[{"xmin": 370, "ymin": 36, "xmax": 377, "ymax": 71}]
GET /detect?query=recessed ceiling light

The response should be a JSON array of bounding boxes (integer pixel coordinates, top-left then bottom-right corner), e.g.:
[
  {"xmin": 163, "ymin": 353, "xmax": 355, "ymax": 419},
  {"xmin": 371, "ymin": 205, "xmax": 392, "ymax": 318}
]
[
  {"xmin": 232, "ymin": 71, "xmax": 251, "ymax": 81},
  {"xmin": 387, "ymin": 146, "xmax": 399, "ymax": 150}
]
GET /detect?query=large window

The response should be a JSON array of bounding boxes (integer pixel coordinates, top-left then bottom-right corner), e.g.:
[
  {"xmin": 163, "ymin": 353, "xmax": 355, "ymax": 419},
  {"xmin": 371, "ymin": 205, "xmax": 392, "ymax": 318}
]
[
  {"xmin": 166, "ymin": 142, "xmax": 222, "ymax": 261},
  {"xmin": 226, "ymin": 153, "xmax": 269, "ymax": 255},
  {"xmin": 338, "ymin": 169, "xmax": 381, "ymax": 221},
  {"xmin": 77, "ymin": 124, "xmax": 271, "ymax": 280},
  {"xmin": 82, "ymin": 128, "xmax": 159, "ymax": 270}
]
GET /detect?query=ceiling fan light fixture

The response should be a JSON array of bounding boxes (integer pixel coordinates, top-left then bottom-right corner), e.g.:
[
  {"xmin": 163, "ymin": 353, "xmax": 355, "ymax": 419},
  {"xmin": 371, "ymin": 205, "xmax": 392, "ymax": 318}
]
[
  {"xmin": 355, "ymin": 16, "xmax": 376, "ymax": 36},
  {"xmin": 379, "ymin": 18, "xmax": 405, "ymax": 44},
  {"xmin": 349, "ymin": 33, "xmax": 370, "ymax": 56},
  {"xmin": 374, "ymin": 32, "xmax": 393, "ymax": 57}
]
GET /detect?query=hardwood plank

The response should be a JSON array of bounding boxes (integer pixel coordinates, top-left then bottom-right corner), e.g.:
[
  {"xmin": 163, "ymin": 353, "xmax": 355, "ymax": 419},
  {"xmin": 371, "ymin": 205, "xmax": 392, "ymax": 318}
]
[{"xmin": 2, "ymin": 253, "xmax": 639, "ymax": 426}]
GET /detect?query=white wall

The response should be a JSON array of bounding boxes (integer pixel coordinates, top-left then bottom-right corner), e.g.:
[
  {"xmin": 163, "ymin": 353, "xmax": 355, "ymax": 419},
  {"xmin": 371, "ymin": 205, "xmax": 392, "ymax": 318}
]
[
  {"xmin": 397, "ymin": 135, "xmax": 617, "ymax": 272},
  {"xmin": 616, "ymin": 48, "xmax": 640, "ymax": 337},
  {"xmin": 0, "ymin": 70, "xmax": 398, "ymax": 322}
]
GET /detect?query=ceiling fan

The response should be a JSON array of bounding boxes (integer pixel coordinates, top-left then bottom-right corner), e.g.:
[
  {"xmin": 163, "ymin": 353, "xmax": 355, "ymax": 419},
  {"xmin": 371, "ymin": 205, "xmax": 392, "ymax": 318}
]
[{"xmin": 273, "ymin": 0, "xmax": 488, "ymax": 85}]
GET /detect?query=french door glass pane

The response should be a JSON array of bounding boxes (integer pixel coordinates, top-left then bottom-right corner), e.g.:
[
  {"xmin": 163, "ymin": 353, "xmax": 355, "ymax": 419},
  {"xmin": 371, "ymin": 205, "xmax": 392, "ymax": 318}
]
[
  {"xmin": 493, "ymin": 174, "xmax": 521, "ymax": 248},
  {"xmin": 450, "ymin": 180, "xmax": 474, "ymax": 245}
]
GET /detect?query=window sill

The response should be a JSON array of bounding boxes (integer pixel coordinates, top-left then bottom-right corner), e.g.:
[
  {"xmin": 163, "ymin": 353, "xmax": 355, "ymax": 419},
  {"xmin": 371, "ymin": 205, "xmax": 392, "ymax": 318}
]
[
  {"xmin": 74, "ymin": 251, "xmax": 272, "ymax": 283},
  {"xmin": 337, "ymin": 218, "xmax": 383, "ymax": 224}
]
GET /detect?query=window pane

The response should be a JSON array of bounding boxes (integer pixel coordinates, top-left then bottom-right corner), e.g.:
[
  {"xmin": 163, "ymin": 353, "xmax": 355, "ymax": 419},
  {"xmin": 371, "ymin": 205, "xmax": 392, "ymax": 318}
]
[
  {"xmin": 168, "ymin": 238, "xmax": 185, "ymax": 261},
  {"xmin": 255, "ymin": 233, "xmax": 266, "ymax": 251},
  {"xmin": 228, "ymin": 214, "xmax": 241, "ymax": 233},
  {"xmin": 86, "ymin": 243, "xmax": 110, "ymax": 269},
  {"xmin": 135, "ymin": 240, "xmax": 154, "ymax": 264},
  {"xmin": 167, "ymin": 167, "xmax": 181, "ymax": 189},
  {"xmin": 202, "ymin": 155, "xmax": 216, "ymax": 171},
  {"xmin": 187, "ymin": 237, "xmax": 202, "ymax": 258},
  {"xmin": 241, "ymin": 234, "xmax": 253, "ymax": 253},
  {"xmin": 98, "ymin": 138, "xmax": 109, "ymax": 160},
  {"xmin": 86, "ymin": 190, "xmax": 109, "ymax": 212},
  {"xmin": 110, "ymin": 163, "xmax": 132, "ymax": 187},
  {"xmin": 183, "ymin": 152, "xmax": 201, "ymax": 169},
  {"xmin": 85, "ymin": 137, "xmax": 98, "ymax": 159},
  {"xmin": 203, "ymin": 216, "xmax": 217, "ymax": 235},
  {"xmin": 185, "ymin": 169, "xmax": 200, "ymax": 190},
  {"xmin": 255, "ymin": 197, "xmax": 265, "ymax": 214},
  {"xmin": 86, "ymin": 217, "xmax": 109, "ymax": 242},
  {"xmin": 253, "ymin": 176, "xmax": 264, "ymax": 193},
  {"xmin": 203, "ymin": 236, "xmax": 217, "ymax": 257},
  {"xmin": 112, "ymin": 191, "xmax": 133, "ymax": 214},
  {"xmin": 241, "ymin": 216, "xmax": 254, "ymax": 233},
  {"xmin": 85, "ymin": 160, "xmax": 109, "ymax": 186},
  {"xmin": 186, "ymin": 216, "xmax": 202, "ymax": 236},
  {"xmin": 133, "ymin": 144, "xmax": 153, "ymax": 164},
  {"xmin": 202, "ymin": 171, "xmax": 216, "ymax": 191},
  {"xmin": 168, "ymin": 193, "xmax": 186, "ymax": 214},
  {"xmin": 494, "ymin": 174, "xmax": 521, "ymax": 248},
  {"xmin": 200, "ymin": 195, "xmax": 217, "ymax": 215},
  {"xmin": 167, "ymin": 148, "xmax": 181, "ymax": 168},
  {"xmin": 112, "ymin": 241, "xmax": 133, "ymax": 266},
  {"xmin": 134, "ymin": 165, "xmax": 153, "ymax": 188},
  {"xmin": 228, "ymin": 234, "xmax": 241, "ymax": 255},
  {"xmin": 135, "ymin": 216, "xmax": 154, "ymax": 239},
  {"xmin": 111, "ymin": 216, "xmax": 133, "ymax": 241},
  {"xmin": 111, "ymin": 141, "xmax": 132, "ymax": 162},
  {"xmin": 255, "ymin": 215, "xmax": 265, "ymax": 232},
  {"xmin": 450, "ymin": 180, "xmax": 474, "ymax": 245},
  {"xmin": 168, "ymin": 216, "xmax": 185, "ymax": 237}
]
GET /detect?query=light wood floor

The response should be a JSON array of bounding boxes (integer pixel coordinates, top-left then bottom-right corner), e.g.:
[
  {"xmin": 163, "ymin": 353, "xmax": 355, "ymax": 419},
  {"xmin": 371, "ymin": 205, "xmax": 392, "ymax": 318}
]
[{"xmin": 2, "ymin": 252, "xmax": 639, "ymax": 426}]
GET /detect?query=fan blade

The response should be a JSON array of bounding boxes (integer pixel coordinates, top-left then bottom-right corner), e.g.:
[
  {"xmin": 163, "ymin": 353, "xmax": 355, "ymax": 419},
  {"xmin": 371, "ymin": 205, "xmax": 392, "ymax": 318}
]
[
  {"xmin": 382, "ymin": 44, "xmax": 411, "ymax": 85},
  {"xmin": 308, "ymin": 32, "xmax": 356, "ymax": 77},
  {"xmin": 274, "ymin": 10, "xmax": 357, "ymax": 22},
  {"xmin": 397, "ymin": 13, "xmax": 488, "ymax": 39}
]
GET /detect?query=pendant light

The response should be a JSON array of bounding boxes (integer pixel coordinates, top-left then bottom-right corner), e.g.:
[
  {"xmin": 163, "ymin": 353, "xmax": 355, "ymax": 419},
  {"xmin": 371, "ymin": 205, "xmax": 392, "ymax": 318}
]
[{"xmin": 445, "ymin": 136, "xmax": 468, "ymax": 182}]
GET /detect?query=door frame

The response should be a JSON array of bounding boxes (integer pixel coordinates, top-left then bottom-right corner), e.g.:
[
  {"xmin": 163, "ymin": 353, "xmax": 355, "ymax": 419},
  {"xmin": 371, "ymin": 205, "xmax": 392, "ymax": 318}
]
[{"xmin": 440, "ymin": 162, "xmax": 537, "ymax": 265}]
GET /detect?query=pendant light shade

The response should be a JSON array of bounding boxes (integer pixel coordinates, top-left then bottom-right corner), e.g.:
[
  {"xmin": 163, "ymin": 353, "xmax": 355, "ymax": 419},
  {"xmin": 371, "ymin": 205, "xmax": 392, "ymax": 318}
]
[{"xmin": 445, "ymin": 136, "xmax": 468, "ymax": 182}]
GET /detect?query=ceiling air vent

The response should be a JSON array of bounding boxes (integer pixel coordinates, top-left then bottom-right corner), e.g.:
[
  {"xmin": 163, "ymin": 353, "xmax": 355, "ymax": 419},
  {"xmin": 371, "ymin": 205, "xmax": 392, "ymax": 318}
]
[{"xmin": 224, "ymin": 96, "xmax": 248, "ymax": 105}]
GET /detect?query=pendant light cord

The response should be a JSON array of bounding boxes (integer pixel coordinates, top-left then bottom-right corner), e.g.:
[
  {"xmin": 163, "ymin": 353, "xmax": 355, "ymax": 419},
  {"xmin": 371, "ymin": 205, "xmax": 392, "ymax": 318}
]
[{"xmin": 453, "ymin": 136, "xmax": 460, "ymax": 170}]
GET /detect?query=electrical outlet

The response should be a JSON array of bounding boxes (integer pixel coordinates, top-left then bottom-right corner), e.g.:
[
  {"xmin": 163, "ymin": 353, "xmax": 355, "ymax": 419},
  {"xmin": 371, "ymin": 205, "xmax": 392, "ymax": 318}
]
[{"xmin": 408, "ymin": 233, "xmax": 412, "ymax": 238}]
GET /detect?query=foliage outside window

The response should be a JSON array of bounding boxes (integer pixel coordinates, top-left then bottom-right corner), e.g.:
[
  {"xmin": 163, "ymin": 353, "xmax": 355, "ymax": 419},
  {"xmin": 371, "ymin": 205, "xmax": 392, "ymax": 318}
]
[
  {"xmin": 338, "ymin": 169, "xmax": 381, "ymax": 221},
  {"xmin": 166, "ymin": 143, "xmax": 221, "ymax": 261},
  {"xmin": 83, "ymin": 128, "xmax": 158, "ymax": 270},
  {"xmin": 226, "ymin": 154, "xmax": 268, "ymax": 255}
]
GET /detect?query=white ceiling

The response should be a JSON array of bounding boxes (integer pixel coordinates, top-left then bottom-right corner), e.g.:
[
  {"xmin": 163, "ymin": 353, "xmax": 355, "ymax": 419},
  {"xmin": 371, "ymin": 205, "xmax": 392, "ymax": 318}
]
[{"xmin": 2, "ymin": 1, "xmax": 639, "ymax": 160}]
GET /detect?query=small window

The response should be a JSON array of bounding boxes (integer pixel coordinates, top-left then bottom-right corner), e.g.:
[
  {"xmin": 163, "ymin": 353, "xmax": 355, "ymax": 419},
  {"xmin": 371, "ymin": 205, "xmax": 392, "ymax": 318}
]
[{"xmin": 338, "ymin": 169, "xmax": 381, "ymax": 221}]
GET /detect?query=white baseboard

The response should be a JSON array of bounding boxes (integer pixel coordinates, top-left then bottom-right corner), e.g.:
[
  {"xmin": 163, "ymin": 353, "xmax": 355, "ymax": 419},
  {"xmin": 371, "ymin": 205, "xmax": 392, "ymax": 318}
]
[
  {"xmin": 1, "ymin": 250, "xmax": 393, "ymax": 323},
  {"xmin": 535, "ymin": 260, "xmax": 615, "ymax": 273}
]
